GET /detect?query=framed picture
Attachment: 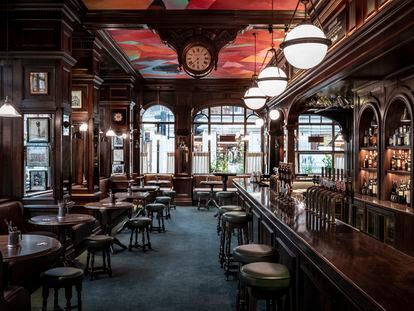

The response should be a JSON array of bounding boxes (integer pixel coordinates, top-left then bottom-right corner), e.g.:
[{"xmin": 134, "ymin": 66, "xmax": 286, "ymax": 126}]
[
  {"xmin": 27, "ymin": 146, "xmax": 49, "ymax": 167},
  {"xmin": 112, "ymin": 164, "xmax": 124, "ymax": 174},
  {"xmin": 71, "ymin": 90, "xmax": 82, "ymax": 109},
  {"xmin": 111, "ymin": 109, "xmax": 126, "ymax": 125},
  {"xmin": 113, "ymin": 135, "xmax": 123, "ymax": 148},
  {"xmin": 29, "ymin": 72, "xmax": 48, "ymax": 95},
  {"xmin": 27, "ymin": 118, "xmax": 49, "ymax": 143},
  {"xmin": 113, "ymin": 149, "xmax": 124, "ymax": 162},
  {"xmin": 29, "ymin": 170, "xmax": 47, "ymax": 191}
]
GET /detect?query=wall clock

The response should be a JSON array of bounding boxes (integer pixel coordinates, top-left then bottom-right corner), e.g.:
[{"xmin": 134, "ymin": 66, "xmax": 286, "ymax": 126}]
[{"xmin": 182, "ymin": 42, "xmax": 215, "ymax": 78}]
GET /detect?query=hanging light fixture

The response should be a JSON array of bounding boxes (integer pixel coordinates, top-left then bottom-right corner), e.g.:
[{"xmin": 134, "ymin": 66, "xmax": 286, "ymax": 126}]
[
  {"xmin": 244, "ymin": 33, "xmax": 267, "ymax": 110},
  {"xmin": 257, "ymin": 0, "xmax": 288, "ymax": 98},
  {"xmin": 255, "ymin": 118, "xmax": 264, "ymax": 127},
  {"xmin": 79, "ymin": 123, "xmax": 88, "ymax": 132},
  {"xmin": 269, "ymin": 109, "xmax": 281, "ymax": 120},
  {"xmin": 0, "ymin": 1, "xmax": 21, "ymax": 118},
  {"xmin": 280, "ymin": 0, "xmax": 331, "ymax": 69},
  {"xmin": 106, "ymin": 128, "xmax": 115, "ymax": 137},
  {"xmin": 400, "ymin": 107, "xmax": 411, "ymax": 123}
]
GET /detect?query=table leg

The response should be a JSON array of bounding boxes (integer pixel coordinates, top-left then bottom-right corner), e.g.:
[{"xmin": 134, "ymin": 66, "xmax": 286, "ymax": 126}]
[
  {"xmin": 107, "ymin": 211, "xmax": 127, "ymax": 254},
  {"xmin": 206, "ymin": 185, "xmax": 219, "ymax": 209},
  {"xmin": 222, "ymin": 176, "xmax": 228, "ymax": 191}
]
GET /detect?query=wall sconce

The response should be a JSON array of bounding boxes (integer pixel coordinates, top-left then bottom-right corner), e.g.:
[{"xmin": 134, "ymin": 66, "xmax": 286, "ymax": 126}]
[{"xmin": 79, "ymin": 123, "xmax": 88, "ymax": 132}]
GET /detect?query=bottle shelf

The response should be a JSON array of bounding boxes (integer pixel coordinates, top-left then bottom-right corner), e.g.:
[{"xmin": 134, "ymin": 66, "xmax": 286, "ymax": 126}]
[
  {"xmin": 360, "ymin": 147, "xmax": 377, "ymax": 151},
  {"xmin": 386, "ymin": 170, "xmax": 411, "ymax": 175},
  {"xmin": 360, "ymin": 167, "xmax": 378, "ymax": 172},
  {"xmin": 386, "ymin": 146, "xmax": 411, "ymax": 150}
]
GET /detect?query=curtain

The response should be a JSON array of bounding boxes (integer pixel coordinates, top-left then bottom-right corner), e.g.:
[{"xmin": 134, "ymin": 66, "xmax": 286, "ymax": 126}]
[
  {"xmin": 246, "ymin": 152, "xmax": 263, "ymax": 173},
  {"xmin": 167, "ymin": 152, "xmax": 175, "ymax": 174},
  {"xmin": 140, "ymin": 152, "xmax": 148, "ymax": 174},
  {"xmin": 192, "ymin": 152, "xmax": 209, "ymax": 174}
]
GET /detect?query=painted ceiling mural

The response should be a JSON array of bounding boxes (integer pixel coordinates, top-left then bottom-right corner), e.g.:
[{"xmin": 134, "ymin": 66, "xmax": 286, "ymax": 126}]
[
  {"xmin": 108, "ymin": 28, "xmax": 286, "ymax": 79},
  {"xmin": 84, "ymin": 0, "xmax": 301, "ymax": 10}
]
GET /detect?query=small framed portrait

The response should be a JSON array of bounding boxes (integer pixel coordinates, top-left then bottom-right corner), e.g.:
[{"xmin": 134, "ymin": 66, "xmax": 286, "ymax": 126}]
[
  {"xmin": 27, "ymin": 118, "xmax": 50, "ymax": 143},
  {"xmin": 112, "ymin": 164, "xmax": 124, "ymax": 174},
  {"xmin": 30, "ymin": 170, "xmax": 47, "ymax": 191},
  {"xmin": 71, "ymin": 90, "xmax": 82, "ymax": 109},
  {"xmin": 111, "ymin": 109, "xmax": 126, "ymax": 125},
  {"xmin": 27, "ymin": 146, "xmax": 49, "ymax": 167},
  {"xmin": 113, "ymin": 135, "xmax": 123, "ymax": 148},
  {"xmin": 29, "ymin": 72, "xmax": 48, "ymax": 95},
  {"xmin": 113, "ymin": 149, "xmax": 124, "ymax": 162}
]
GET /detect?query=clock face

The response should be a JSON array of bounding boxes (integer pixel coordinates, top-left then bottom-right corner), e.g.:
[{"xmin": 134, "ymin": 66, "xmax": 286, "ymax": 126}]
[{"xmin": 185, "ymin": 45, "xmax": 212, "ymax": 73}]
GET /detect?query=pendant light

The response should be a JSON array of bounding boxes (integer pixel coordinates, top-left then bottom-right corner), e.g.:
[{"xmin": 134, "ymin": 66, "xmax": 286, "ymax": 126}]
[
  {"xmin": 106, "ymin": 127, "xmax": 115, "ymax": 137},
  {"xmin": 79, "ymin": 122, "xmax": 88, "ymax": 132},
  {"xmin": 400, "ymin": 107, "xmax": 411, "ymax": 123},
  {"xmin": 255, "ymin": 118, "xmax": 264, "ymax": 127},
  {"xmin": 243, "ymin": 33, "xmax": 267, "ymax": 110},
  {"xmin": 0, "ymin": 0, "xmax": 21, "ymax": 118},
  {"xmin": 257, "ymin": 1, "xmax": 288, "ymax": 98},
  {"xmin": 269, "ymin": 109, "xmax": 281, "ymax": 120},
  {"xmin": 280, "ymin": 0, "xmax": 331, "ymax": 69}
]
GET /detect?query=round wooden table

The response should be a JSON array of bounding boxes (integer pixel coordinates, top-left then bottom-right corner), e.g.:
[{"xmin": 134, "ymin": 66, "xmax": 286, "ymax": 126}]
[
  {"xmin": 0, "ymin": 234, "xmax": 61, "ymax": 285},
  {"xmin": 131, "ymin": 185, "xmax": 159, "ymax": 192},
  {"xmin": 84, "ymin": 202, "xmax": 134, "ymax": 252},
  {"xmin": 29, "ymin": 214, "xmax": 95, "ymax": 264},
  {"xmin": 200, "ymin": 180, "xmax": 223, "ymax": 208},
  {"xmin": 213, "ymin": 172, "xmax": 237, "ymax": 191}
]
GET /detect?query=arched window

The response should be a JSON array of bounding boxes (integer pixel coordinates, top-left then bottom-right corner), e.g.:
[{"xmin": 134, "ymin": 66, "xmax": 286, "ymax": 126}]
[
  {"xmin": 141, "ymin": 105, "xmax": 175, "ymax": 174},
  {"xmin": 295, "ymin": 114, "xmax": 344, "ymax": 175},
  {"xmin": 192, "ymin": 105, "xmax": 262, "ymax": 174}
]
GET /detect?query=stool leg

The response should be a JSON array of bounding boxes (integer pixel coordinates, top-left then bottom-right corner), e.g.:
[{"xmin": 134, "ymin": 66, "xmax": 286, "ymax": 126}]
[
  {"xmin": 247, "ymin": 288, "xmax": 257, "ymax": 311},
  {"xmin": 135, "ymin": 228, "xmax": 139, "ymax": 245},
  {"xmin": 102, "ymin": 250, "xmax": 107, "ymax": 269},
  {"xmin": 41, "ymin": 286, "xmax": 49, "ymax": 311},
  {"xmin": 85, "ymin": 250, "xmax": 91, "ymax": 275},
  {"xmin": 146, "ymin": 227, "xmax": 152, "ymax": 249},
  {"xmin": 142, "ymin": 228, "xmax": 146, "ymax": 252},
  {"xmin": 54, "ymin": 288, "xmax": 59, "ymax": 309},
  {"xmin": 225, "ymin": 225, "xmax": 232, "ymax": 280},
  {"xmin": 64, "ymin": 286, "xmax": 72, "ymax": 311},
  {"xmin": 243, "ymin": 226, "xmax": 249, "ymax": 245},
  {"xmin": 106, "ymin": 249, "xmax": 112, "ymax": 277},
  {"xmin": 219, "ymin": 221, "xmax": 226, "ymax": 267},
  {"xmin": 76, "ymin": 282, "xmax": 82, "ymax": 311},
  {"xmin": 161, "ymin": 212, "xmax": 165, "ymax": 232},
  {"xmin": 129, "ymin": 229, "xmax": 134, "ymax": 251},
  {"xmin": 90, "ymin": 252, "xmax": 95, "ymax": 281},
  {"xmin": 217, "ymin": 214, "xmax": 221, "ymax": 235}
]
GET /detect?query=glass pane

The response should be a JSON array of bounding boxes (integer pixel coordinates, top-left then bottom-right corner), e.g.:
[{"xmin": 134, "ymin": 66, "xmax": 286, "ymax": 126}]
[
  {"xmin": 222, "ymin": 114, "xmax": 233, "ymax": 123},
  {"xmin": 142, "ymin": 105, "xmax": 174, "ymax": 123},
  {"xmin": 210, "ymin": 106, "xmax": 221, "ymax": 115},
  {"xmin": 233, "ymin": 115, "xmax": 245, "ymax": 123},
  {"xmin": 334, "ymin": 154, "xmax": 345, "ymax": 170},
  {"xmin": 297, "ymin": 154, "xmax": 332, "ymax": 175},
  {"xmin": 222, "ymin": 105, "xmax": 233, "ymax": 115},
  {"xmin": 194, "ymin": 114, "xmax": 208, "ymax": 123},
  {"xmin": 297, "ymin": 124, "xmax": 333, "ymax": 151},
  {"xmin": 234, "ymin": 106, "xmax": 244, "ymax": 115},
  {"xmin": 321, "ymin": 116, "xmax": 333, "ymax": 123},
  {"xmin": 298, "ymin": 115, "xmax": 310, "ymax": 123},
  {"xmin": 310, "ymin": 115, "xmax": 322, "ymax": 123},
  {"xmin": 246, "ymin": 114, "xmax": 259, "ymax": 124},
  {"xmin": 334, "ymin": 125, "xmax": 345, "ymax": 151}
]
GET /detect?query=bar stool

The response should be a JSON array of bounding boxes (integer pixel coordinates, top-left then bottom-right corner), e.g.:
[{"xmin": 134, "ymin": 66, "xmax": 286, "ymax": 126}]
[
  {"xmin": 125, "ymin": 217, "xmax": 152, "ymax": 252},
  {"xmin": 233, "ymin": 244, "xmax": 279, "ymax": 310},
  {"xmin": 197, "ymin": 191, "xmax": 210, "ymax": 210},
  {"xmin": 240, "ymin": 262, "xmax": 290, "ymax": 311},
  {"xmin": 155, "ymin": 196, "xmax": 172, "ymax": 219},
  {"xmin": 217, "ymin": 205, "xmax": 243, "ymax": 235},
  {"xmin": 221, "ymin": 211, "xmax": 251, "ymax": 280},
  {"xmin": 41, "ymin": 267, "xmax": 83, "ymax": 311},
  {"xmin": 216, "ymin": 191, "xmax": 236, "ymax": 206},
  {"xmin": 163, "ymin": 190, "xmax": 177, "ymax": 210},
  {"xmin": 146, "ymin": 203, "xmax": 166, "ymax": 233},
  {"xmin": 84, "ymin": 235, "xmax": 114, "ymax": 280}
]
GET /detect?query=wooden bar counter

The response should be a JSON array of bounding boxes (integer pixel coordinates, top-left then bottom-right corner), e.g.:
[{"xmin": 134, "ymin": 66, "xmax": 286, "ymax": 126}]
[{"xmin": 234, "ymin": 178, "xmax": 414, "ymax": 311}]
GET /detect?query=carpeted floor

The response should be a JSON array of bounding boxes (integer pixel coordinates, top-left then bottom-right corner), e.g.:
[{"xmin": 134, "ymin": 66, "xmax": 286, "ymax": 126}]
[{"xmin": 31, "ymin": 207, "xmax": 238, "ymax": 311}]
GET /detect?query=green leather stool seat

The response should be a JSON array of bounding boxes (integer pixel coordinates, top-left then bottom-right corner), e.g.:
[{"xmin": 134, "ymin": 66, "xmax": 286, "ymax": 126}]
[
  {"xmin": 219, "ymin": 205, "xmax": 243, "ymax": 215},
  {"xmin": 85, "ymin": 235, "xmax": 114, "ymax": 250},
  {"xmin": 42, "ymin": 267, "xmax": 83, "ymax": 281},
  {"xmin": 216, "ymin": 191, "xmax": 235, "ymax": 198},
  {"xmin": 197, "ymin": 191, "xmax": 210, "ymax": 197},
  {"xmin": 233, "ymin": 244, "xmax": 277, "ymax": 265},
  {"xmin": 146, "ymin": 203, "xmax": 165, "ymax": 212},
  {"xmin": 155, "ymin": 196, "xmax": 171, "ymax": 204},
  {"xmin": 126, "ymin": 217, "xmax": 152, "ymax": 228},
  {"xmin": 222, "ymin": 211, "xmax": 250, "ymax": 224},
  {"xmin": 162, "ymin": 190, "xmax": 176, "ymax": 196},
  {"xmin": 240, "ymin": 262, "xmax": 290, "ymax": 290}
]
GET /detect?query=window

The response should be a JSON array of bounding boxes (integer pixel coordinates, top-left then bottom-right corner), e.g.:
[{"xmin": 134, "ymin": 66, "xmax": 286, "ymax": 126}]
[
  {"xmin": 192, "ymin": 105, "xmax": 262, "ymax": 174},
  {"xmin": 141, "ymin": 105, "xmax": 175, "ymax": 174},
  {"xmin": 295, "ymin": 114, "xmax": 345, "ymax": 175}
]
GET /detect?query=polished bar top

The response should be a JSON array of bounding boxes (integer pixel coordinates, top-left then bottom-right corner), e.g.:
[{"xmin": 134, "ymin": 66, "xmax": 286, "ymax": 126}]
[
  {"xmin": 355, "ymin": 194, "xmax": 414, "ymax": 215},
  {"xmin": 234, "ymin": 178, "xmax": 414, "ymax": 311}
]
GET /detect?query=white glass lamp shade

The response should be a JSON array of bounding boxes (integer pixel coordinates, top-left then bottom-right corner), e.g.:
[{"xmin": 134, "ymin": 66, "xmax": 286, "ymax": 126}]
[
  {"xmin": 244, "ymin": 87, "xmax": 267, "ymax": 110},
  {"xmin": 255, "ymin": 118, "xmax": 264, "ymax": 127},
  {"xmin": 106, "ymin": 128, "xmax": 116, "ymax": 137},
  {"xmin": 122, "ymin": 133, "xmax": 127, "ymax": 139},
  {"xmin": 79, "ymin": 123, "xmax": 88, "ymax": 132},
  {"xmin": 0, "ymin": 96, "xmax": 21, "ymax": 118},
  {"xmin": 281, "ymin": 24, "xmax": 331, "ymax": 69},
  {"xmin": 257, "ymin": 66, "xmax": 288, "ymax": 97},
  {"xmin": 269, "ymin": 109, "xmax": 281, "ymax": 120}
]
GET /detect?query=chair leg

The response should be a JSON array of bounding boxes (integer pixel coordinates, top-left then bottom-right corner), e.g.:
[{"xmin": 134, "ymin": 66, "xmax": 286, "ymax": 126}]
[
  {"xmin": 85, "ymin": 250, "xmax": 91, "ymax": 275},
  {"xmin": 64, "ymin": 286, "xmax": 72, "ymax": 311},
  {"xmin": 146, "ymin": 227, "xmax": 152, "ymax": 249},
  {"xmin": 102, "ymin": 250, "xmax": 107, "ymax": 269},
  {"xmin": 106, "ymin": 249, "xmax": 112, "ymax": 277},
  {"xmin": 76, "ymin": 282, "xmax": 82, "ymax": 311},
  {"xmin": 90, "ymin": 252, "xmax": 95, "ymax": 281},
  {"xmin": 42, "ymin": 286, "xmax": 49, "ymax": 311}
]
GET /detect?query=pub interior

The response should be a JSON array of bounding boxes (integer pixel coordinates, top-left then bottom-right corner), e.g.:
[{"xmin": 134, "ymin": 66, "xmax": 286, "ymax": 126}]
[{"xmin": 0, "ymin": 0, "xmax": 413, "ymax": 310}]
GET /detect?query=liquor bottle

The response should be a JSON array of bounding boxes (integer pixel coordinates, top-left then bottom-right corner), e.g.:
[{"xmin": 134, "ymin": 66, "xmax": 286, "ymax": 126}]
[
  {"xmin": 389, "ymin": 135, "xmax": 394, "ymax": 147},
  {"xmin": 390, "ymin": 180, "xmax": 397, "ymax": 202},
  {"xmin": 397, "ymin": 150, "xmax": 402, "ymax": 171},
  {"xmin": 398, "ymin": 179, "xmax": 406, "ymax": 204},
  {"xmin": 372, "ymin": 178, "xmax": 377, "ymax": 196},
  {"xmin": 393, "ymin": 129, "xmax": 399, "ymax": 147},
  {"xmin": 367, "ymin": 179, "xmax": 373, "ymax": 196},
  {"xmin": 391, "ymin": 151, "xmax": 396, "ymax": 170},
  {"xmin": 407, "ymin": 180, "xmax": 411, "ymax": 207},
  {"xmin": 408, "ymin": 150, "xmax": 411, "ymax": 172},
  {"xmin": 401, "ymin": 152, "xmax": 406, "ymax": 171},
  {"xmin": 361, "ymin": 178, "xmax": 368, "ymax": 195},
  {"xmin": 368, "ymin": 151, "xmax": 373, "ymax": 168},
  {"xmin": 406, "ymin": 126, "xmax": 411, "ymax": 146},
  {"xmin": 363, "ymin": 130, "xmax": 369, "ymax": 147},
  {"xmin": 370, "ymin": 128, "xmax": 377, "ymax": 148},
  {"xmin": 373, "ymin": 151, "xmax": 377, "ymax": 168},
  {"xmin": 405, "ymin": 152, "xmax": 409, "ymax": 171},
  {"xmin": 363, "ymin": 155, "xmax": 369, "ymax": 168}
]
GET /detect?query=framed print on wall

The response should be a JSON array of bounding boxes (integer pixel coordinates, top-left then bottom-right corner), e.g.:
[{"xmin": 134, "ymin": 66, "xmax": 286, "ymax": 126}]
[
  {"xmin": 29, "ymin": 170, "xmax": 47, "ymax": 191},
  {"xmin": 113, "ymin": 149, "xmax": 124, "ymax": 162},
  {"xmin": 27, "ymin": 118, "xmax": 49, "ymax": 143},
  {"xmin": 112, "ymin": 164, "xmax": 124, "ymax": 174},
  {"xmin": 111, "ymin": 109, "xmax": 127, "ymax": 125},
  {"xmin": 71, "ymin": 90, "xmax": 82, "ymax": 109},
  {"xmin": 27, "ymin": 146, "xmax": 49, "ymax": 167},
  {"xmin": 113, "ymin": 135, "xmax": 123, "ymax": 148},
  {"xmin": 29, "ymin": 72, "xmax": 48, "ymax": 95}
]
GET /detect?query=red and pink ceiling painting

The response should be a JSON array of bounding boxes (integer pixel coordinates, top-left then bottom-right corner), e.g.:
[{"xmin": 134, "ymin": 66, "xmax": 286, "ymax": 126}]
[
  {"xmin": 84, "ymin": 0, "xmax": 300, "ymax": 10},
  {"xmin": 108, "ymin": 28, "xmax": 286, "ymax": 79}
]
